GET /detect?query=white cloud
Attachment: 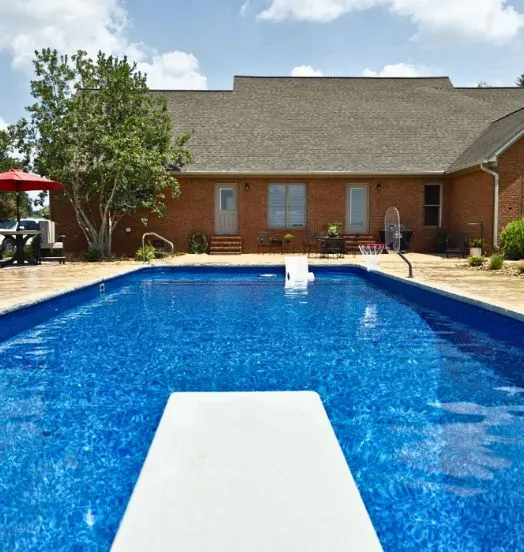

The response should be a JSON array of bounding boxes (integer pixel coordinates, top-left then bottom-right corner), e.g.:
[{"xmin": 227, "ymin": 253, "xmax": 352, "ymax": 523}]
[
  {"xmin": 259, "ymin": 0, "xmax": 371, "ymax": 22},
  {"xmin": 257, "ymin": 0, "xmax": 524, "ymax": 43},
  {"xmin": 362, "ymin": 62, "xmax": 434, "ymax": 77},
  {"xmin": 291, "ymin": 64, "xmax": 323, "ymax": 76},
  {"xmin": 136, "ymin": 51, "xmax": 207, "ymax": 89},
  {"xmin": 0, "ymin": 116, "xmax": 7, "ymax": 130},
  {"xmin": 0, "ymin": 0, "xmax": 207, "ymax": 89},
  {"xmin": 240, "ymin": 1, "xmax": 251, "ymax": 16}
]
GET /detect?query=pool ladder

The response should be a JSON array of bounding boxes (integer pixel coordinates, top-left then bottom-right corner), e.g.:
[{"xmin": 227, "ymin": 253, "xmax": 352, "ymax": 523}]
[{"xmin": 142, "ymin": 232, "xmax": 175, "ymax": 262}]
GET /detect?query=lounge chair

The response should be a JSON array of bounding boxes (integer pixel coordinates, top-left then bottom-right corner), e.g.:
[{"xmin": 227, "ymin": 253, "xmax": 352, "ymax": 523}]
[{"xmin": 38, "ymin": 220, "xmax": 66, "ymax": 263}]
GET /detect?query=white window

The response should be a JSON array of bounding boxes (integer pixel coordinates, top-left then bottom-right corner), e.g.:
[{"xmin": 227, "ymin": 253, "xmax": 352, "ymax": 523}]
[
  {"xmin": 268, "ymin": 184, "xmax": 305, "ymax": 228},
  {"xmin": 424, "ymin": 184, "xmax": 442, "ymax": 227}
]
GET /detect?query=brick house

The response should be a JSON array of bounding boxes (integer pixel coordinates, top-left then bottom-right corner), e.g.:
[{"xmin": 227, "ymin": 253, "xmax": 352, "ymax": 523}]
[{"xmin": 52, "ymin": 77, "xmax": 524, "ymax": 255}]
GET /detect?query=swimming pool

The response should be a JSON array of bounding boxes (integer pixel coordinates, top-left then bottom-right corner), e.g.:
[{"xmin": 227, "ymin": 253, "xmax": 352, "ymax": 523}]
[{"xmin": 1, "ymin": 266, "xmax": 523, "ymax": 551}]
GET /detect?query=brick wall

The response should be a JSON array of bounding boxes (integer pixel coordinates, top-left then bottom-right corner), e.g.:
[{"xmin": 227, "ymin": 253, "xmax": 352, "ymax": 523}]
[
  {"xmin": 50, "ymin": 137, "xmax": 524, "ymax": 257},
  {"xmin": 498, "ymin": 137, "xmax": 524, "ymax": 231},
  {"xmin": 446, "ymin": 169, "xmax": 493, "ymax": 249},
  {"xmin": 444, "ymin": 136, "xmax": 524, "ymax": 251},
  {"xmin": 52, "ymin": 175, "xmax": 452, "ymax": 255}
]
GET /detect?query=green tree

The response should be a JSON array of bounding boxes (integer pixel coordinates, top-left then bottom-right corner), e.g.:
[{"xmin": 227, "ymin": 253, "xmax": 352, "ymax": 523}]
[
  {"xmin": 14, "ymin": 48, "xmax": 192, "ymax": 256},
  {"xmin": 0, "ymin": 128, "xmax": 31, "ymax": 220},
  {"xmin": 516, "ymin": 73, "xmax": 524, "ymax": 87}
]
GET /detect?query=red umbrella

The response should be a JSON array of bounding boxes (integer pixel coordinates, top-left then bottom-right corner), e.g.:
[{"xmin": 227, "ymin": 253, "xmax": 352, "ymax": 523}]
[{"xmin": 0, "ymin": 169, "xmax": 64, "ymax": 226}]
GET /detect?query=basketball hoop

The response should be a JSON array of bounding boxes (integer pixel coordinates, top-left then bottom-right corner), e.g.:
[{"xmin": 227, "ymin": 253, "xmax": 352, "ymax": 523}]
[{"xmin": 358, "ymin": 243, "xmax": 384, "ymax": 271}]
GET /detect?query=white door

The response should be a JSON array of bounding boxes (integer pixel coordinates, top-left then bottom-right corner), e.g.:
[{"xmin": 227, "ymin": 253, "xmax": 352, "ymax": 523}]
[
  {"xmin": 346, "ymin": 184, "xmax": 369, "ymax": 234},
  {"xmin": 214, "ymin": 184, "xmax": 238, "ymax": 234}
]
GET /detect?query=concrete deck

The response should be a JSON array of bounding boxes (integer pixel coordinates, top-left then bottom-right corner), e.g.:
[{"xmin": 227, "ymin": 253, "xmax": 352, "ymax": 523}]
[
  {"xmin": 111, "ymin": 392, "xmax": 382, "ymax": 552},
  {"xmin": 0, "ymin": 253, "xmax": 522, "ymax": 315}
]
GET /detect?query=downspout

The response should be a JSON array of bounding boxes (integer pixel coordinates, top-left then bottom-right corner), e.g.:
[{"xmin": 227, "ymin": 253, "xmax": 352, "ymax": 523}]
[{"xmin": 480, "ymin": 162, "xmax": 499, "ymax": 250}]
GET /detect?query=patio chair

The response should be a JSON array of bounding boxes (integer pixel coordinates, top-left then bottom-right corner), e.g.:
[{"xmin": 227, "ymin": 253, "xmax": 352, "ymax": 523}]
[
  {"xmin": 257, "ymin": 231, "xmax": 283, "ymax": 254},
  {"xmin": 303, "ymin": 232, "xmax": 320, "ymax": 257},
  {"xmin": 444, "ymin": 234, "xmax": 468, "ymax": 258},
  {"xmin": 38, "ymin": 220, "xmax": 66, "ymax": 263}
]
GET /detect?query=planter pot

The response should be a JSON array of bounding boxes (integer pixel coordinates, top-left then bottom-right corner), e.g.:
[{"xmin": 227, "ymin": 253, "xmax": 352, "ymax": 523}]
[{"xmin": 469, "ymin": 247, "xmax": 482, "ymax": 257}]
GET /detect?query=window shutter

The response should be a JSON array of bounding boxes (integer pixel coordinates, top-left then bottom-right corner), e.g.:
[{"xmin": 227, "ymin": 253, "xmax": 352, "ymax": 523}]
[
  {"xmin": 268, "ymin": 185, "xmax": 286, "ymax": 228},
  {"xmin": 287, "ymin": 185, "xmax": 305, "ymax": 228}
]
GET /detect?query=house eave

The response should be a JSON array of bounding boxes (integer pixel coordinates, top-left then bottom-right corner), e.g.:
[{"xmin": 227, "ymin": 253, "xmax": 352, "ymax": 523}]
[
  {"xmin": 445, "ymin": 160, "xmax": 495, "ymax": 175},
  {"xmin": 492, "ymin": 127, "xmax": 524, "ymax": 159},
  {"xmin": 447, "ymin": 125, "xmax": 524, "ymax": 174},
  {"xmin": 179, "ymin": 169, "xmax": 446, "ymax": 178}
]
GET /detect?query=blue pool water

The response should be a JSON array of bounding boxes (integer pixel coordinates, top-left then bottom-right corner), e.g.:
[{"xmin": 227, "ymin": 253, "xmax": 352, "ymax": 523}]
[{"xmin": 1, "ymin": 266, "xmax": 523, "ymax": 551}]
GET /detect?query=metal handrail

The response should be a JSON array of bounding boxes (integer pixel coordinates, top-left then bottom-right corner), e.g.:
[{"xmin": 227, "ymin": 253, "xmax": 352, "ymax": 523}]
[
  {"xmin": 397, "ymin": 251, "xmax": 413, "ymax": 278},
  {"xmin": 142, "ymin": 232, "xmax": 174, "ymax": 262}
]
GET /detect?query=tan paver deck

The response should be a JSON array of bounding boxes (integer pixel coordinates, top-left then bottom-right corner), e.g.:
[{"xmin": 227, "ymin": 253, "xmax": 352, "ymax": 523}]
[{"xmin": 0, "ymin": 253, "xmax": 522, "ymax": 316}]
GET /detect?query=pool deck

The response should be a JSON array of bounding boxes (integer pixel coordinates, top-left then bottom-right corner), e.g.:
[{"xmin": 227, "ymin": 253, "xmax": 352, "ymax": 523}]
[{"xmin": 0, "ymin": 252, "xmax": 522, "ymax": 316}]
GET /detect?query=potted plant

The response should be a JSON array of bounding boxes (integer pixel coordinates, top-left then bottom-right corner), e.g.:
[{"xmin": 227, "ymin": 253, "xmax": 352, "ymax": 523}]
[
  {"xmin": 469, "ymin": 238, "xmax": 482, "ymax": 257},
  {"xmin": 283, "ymin": 233, "xmax": 294, "ymax": 243},
  {"xmin": 327, "ymin": 222, "xmax": 343, "ymax": 237}
]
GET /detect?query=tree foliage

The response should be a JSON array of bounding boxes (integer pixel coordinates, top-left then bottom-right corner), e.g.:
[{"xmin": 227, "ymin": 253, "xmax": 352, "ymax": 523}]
[
  {"xmin": 0, "ymin": 129, "xmax": 31, "ymax": 220},
  {"xmin": 516, "ymin": 73, "xmax": 524, "ymax": 87},
  {"xmin": 13, "ymin": 48, "xmax": 192, "ymax": 255}
]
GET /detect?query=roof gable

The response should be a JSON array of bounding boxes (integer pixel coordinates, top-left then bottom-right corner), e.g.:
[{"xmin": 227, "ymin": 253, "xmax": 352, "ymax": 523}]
[{"xmin": 447, "ymin": 107, "xmax": 524, "ymax": 173}]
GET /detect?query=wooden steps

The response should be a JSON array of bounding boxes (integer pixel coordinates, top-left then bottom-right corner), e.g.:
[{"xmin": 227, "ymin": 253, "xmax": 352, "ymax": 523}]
[
  {"xmin": 209, "ymin": 235, "xmax": 243, "ymax": 255},
  {"xmin": 344, "ymin": 234, "xmax": 378, "ymax": 254}
]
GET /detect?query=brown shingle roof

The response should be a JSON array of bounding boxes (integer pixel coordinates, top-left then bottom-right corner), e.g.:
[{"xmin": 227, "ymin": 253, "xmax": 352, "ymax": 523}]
[
  {"xmin": 447, "ymin": 107, "xmax": 524, "ymax": 173},
  {"xmin": 153, "ymin": 77, "xmax": 524, "ymax": 174}
]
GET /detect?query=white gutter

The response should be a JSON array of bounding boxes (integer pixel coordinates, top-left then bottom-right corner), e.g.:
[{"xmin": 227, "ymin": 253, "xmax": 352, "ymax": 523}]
[{"xmin": 480, "ymin": 162, "xmax": 500, "ymax": 249}]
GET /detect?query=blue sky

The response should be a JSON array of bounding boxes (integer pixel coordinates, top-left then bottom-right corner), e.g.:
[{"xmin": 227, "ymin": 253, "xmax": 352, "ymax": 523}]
[{"xmin": 1, "ymin": 0, "xmax": 524, "ymax": 129}]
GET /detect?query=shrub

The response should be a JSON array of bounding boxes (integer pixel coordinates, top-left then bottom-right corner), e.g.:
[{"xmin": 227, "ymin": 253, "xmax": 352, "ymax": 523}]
[
  {"xmin": 500, "ymin": 218, "xmax": 524, "ymax": 260},
  {"xmin": 488, "ymin": 253, "xmax": 504, "ymax": 270},
  {"xmin": 467, "ymin": 256, "xmax": 485, "ymax": 267},
  {"xmin": 84, "ymin": 247, "xmax": 103, "ymax": 262},
  {"xmin": 516, "ymin": 262, "xmax": 524, "ymax": 274},
  {"xmin": 135, "ymin": 244, "xmax": 156, "ymax": 262},
  {"xmin": 283, "ymin": 233, "xmax": 294, "ymax": 242}
]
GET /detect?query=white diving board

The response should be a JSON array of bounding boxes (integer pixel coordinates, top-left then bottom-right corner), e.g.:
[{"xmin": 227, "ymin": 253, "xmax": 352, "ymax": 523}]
[{"xmin": 111, "ymin": 391, "xmax": 382, "ymax": 552}]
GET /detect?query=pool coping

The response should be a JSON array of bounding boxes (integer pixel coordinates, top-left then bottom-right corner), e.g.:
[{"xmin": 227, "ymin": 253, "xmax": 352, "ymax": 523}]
[
  {"xmin": 0, "ymin": 264, "xmax": 146, "ymax": 316},
  {"xmin": 1, "ymin": 260, "xmax": 522, "ymax": 324},
  {"xmin": 367, "ymin": 265, "xmax": 524, "ymax": 323}
]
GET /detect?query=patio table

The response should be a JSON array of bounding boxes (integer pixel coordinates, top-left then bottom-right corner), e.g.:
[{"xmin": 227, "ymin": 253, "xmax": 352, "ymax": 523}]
[
  {"xmin": 319, "ymin": 237, "xmax": 345, "ymax": 258},
  {"xmin": 0, "ymin": 230, "xmax": 40, "ymax": 267}
]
